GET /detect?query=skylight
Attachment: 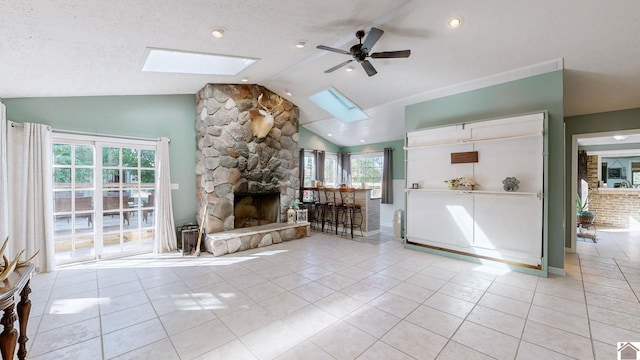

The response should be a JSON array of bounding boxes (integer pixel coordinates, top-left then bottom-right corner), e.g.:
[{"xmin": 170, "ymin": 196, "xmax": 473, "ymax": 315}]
[
  {"xmin": 142, "ymin": 48, "xmax": 257, "ymax": 76},
  {"xmin": 308, "ymin": 87, "xmax": 368, "ymax": 123}
]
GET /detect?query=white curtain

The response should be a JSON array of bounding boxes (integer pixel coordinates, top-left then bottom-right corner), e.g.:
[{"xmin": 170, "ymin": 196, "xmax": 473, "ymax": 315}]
[
  {"xmin": 7, "ymin": 121, "xmax": 55, "ymax": 272},
  {"xmin": 154, "ymin": 137, "xmax": 177, "ymax": 253}
]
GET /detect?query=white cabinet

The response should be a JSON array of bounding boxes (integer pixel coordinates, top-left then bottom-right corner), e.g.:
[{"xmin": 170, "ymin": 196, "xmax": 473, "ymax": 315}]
[
  {"xmin": 405, "ymin": 113, "xmax": 546, "ymax": 270},
  {"xmin": 407, "ymin": 190, "xmax": 474, "ymax": 247}
]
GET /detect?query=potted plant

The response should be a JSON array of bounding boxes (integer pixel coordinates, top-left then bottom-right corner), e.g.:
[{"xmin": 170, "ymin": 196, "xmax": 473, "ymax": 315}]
[
  {"xmin": 576, "ymin": 194, "xmax": 595, "ymax": 225},
  {"xmin": 444, "ymin": 177, "xmax": 479, "ymax": 190}
]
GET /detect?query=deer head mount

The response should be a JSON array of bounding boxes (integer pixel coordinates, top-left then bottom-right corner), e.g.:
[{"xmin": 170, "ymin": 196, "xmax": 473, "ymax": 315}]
[{"xmin": 250, "ymin": 93, "xmax": 283, "ymax": 139}]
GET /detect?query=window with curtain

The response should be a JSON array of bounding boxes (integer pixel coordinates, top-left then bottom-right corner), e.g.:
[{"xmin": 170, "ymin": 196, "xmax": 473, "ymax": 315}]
[
  {"xmin": 303, "ymin": 151, "xmax": 316, "ymax": 186},
  {"xmin": 351, "ymin": 152, "xmax": 383, "ymax": 198},
  {"xmin": 324, "ymin": 153, "xmax": 338, "ymax": 187}
]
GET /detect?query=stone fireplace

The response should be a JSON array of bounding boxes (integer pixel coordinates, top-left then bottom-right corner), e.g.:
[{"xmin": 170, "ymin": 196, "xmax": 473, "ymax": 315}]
[{"xmin": 195, "ymin": 84, "xmax": 300, "ymax": 235}]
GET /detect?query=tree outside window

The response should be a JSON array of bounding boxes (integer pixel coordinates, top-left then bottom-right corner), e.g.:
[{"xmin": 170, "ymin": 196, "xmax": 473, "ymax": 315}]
[
  {"xmin": 324, "ymin": 154, "xmax": 337, "ymax": 187},
  {"xmin": 351, "ymin": 153, "xmax": 383, "ymax": 198},
  {"xmin": 303, "ymin": 152, "xmax": 316, "ymax": 187}
]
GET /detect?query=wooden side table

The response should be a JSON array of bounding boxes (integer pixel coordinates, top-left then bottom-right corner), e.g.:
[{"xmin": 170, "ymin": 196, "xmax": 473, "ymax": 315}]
[{"xmin": 0, "ymin": 263, "xmax": 34, "ymax": 360}]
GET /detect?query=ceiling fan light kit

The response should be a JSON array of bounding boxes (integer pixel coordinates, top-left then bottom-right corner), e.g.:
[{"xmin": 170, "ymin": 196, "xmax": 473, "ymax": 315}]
[{"xmin": 317, "ymin": 27, "xmax": 411, "ymax": 76}]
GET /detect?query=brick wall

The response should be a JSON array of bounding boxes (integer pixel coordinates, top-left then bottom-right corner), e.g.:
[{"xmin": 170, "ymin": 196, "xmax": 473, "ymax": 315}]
[
  {"xmin": 589, "ymin": 189, "xmax": 640, "ymax": 228},
  {"xmin": 587, "ymin": 155, "xmax": 599, "ymax": 189}
]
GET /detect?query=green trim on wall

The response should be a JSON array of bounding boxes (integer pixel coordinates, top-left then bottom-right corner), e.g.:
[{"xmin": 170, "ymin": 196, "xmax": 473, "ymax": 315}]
[
  {"xmin": 404, "ymin": 70, "xmax": 564, "ymax": 269},
  {"xmin": 4, "ymin": 95, "xmax": 197, "ymax": 226},
  {"xmin": 341, "ymin": 140, "xmax": 405, "ymax": 180},
  {"xmin": 565, "ymin": 107, "xmax": 640, "ymax": 247}
]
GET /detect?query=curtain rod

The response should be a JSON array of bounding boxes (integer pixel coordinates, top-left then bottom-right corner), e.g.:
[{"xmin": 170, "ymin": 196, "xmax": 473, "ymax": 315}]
[
  {"xmin": 11, "ymin": 122, "xmax": 169, "ymax": 142},
  {"xmin": 350, "ymin": 148, "xmax": 393, "ymax": 155},
  {"xmin": 9, "ymin": 121, "xmax": 51, "ymax": 131},
  {"xmin": 305, "ymin": 148, "xmax": 394, "ymax": 155}
]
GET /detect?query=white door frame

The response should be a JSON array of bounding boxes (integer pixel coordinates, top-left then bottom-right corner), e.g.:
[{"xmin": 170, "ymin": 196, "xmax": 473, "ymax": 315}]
[{"xmin": 570, "ymin": 129, "xmax": 640, "ymax": 252}]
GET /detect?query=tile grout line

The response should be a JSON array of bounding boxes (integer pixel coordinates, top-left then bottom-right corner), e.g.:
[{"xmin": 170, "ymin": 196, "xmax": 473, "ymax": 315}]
[{"xmin": 578, "ymin": 253, "xmax": 598, "ymax": 360}]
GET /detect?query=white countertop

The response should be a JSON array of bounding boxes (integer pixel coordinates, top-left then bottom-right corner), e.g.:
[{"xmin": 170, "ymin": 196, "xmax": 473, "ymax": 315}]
[{"xmin": 596, "ymin": 187, "xmax": 640, "ymax": 192}]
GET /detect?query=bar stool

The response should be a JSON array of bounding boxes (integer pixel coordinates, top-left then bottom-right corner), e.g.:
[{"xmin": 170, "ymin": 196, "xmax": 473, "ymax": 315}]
[
  {"xmin": 339, "ymin": 188, "xmax": 363, "ymax": 238},
  {"xmin": 302, "ymin": 187, "xmax": 320, "ymax": 230},
  {"xmin": 321, "ymin": 188, "xmax": 338, "ymax": 233},
  {"xmin": 310, "ymin": 188, "xmax": 322, "ymax": 230}
]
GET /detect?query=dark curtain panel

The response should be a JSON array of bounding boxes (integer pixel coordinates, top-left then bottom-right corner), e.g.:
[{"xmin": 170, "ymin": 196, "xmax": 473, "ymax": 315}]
[
  {"xmin": 340, "ymin": 152, "xmax": 351, "ymax": 185},
  {"xmin": 316, "ymin": 150, "xmax": 325, "ymax": 184},
  {"xmin": 299, "ymin": 148, "xmax": 305, "ymax": 201},
  {"xmin": 382, "ymin": 147, "xmax": 394, "ymax": 204}
]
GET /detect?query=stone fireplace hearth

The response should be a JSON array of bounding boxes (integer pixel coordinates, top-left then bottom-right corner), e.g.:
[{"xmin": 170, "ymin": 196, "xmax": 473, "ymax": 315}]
[{"xmin": 195, "ymin": 84, "xmax": 300, "ymax": 236}]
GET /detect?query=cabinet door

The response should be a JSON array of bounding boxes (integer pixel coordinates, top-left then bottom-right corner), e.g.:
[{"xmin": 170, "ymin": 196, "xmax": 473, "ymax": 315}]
[
  {"xmin": 407, "ymin": 191, "xmax": 474, "ymax": 248},
  {"xmin": 473, "ymin": 194, "xmax": 542, "ymax": 266}
]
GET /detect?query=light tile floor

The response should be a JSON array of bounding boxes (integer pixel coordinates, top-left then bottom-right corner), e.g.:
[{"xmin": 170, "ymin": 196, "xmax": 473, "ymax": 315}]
[{"xmin": 24, "ymin": 228, "xmax": 640, "ymax": 359}]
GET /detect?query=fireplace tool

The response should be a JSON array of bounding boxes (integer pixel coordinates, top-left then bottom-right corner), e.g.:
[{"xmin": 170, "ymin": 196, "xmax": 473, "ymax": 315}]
[{"xmin": 194, "ymin": 204, "xmax": 207, "ymax": 256}]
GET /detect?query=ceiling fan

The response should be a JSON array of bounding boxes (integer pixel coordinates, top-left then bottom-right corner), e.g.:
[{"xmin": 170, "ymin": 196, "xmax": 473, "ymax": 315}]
[{"xmin": 317, "ymin": 27, "xmax": 411, "ymax": 76}]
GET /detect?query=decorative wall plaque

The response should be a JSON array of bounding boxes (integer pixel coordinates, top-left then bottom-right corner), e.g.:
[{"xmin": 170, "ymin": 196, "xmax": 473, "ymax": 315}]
[{"xmin": 451, "ymin": 151, "xmax": 478, "ymax": 164}]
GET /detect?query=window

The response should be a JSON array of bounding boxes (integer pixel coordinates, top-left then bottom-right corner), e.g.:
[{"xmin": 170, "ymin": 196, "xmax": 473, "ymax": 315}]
[
  {"xmin": 633, "ymin": 162, "xmax": 640, "ymax": 185},
  {"xmin": 351, "ymin": 152, "xmax": 383, "ymax": 198},
  {"xmin": 324, "ymin": 153, "xmax": 338, "ymax": 187},
  {"xmin": 303, "ymin": 151, "xmax": 316, "ymax": 187}
]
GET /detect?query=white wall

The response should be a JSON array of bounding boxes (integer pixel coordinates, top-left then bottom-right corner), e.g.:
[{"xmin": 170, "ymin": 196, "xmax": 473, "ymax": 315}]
[{"xmin": 380, "ymin": 179, "xmax": 406, "ymax": 231}]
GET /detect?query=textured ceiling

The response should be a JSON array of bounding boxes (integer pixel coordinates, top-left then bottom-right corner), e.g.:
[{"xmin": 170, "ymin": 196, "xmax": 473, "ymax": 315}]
[{"xmin": 1, "ymin": 0, "xmax": 640, "ymax": 146}]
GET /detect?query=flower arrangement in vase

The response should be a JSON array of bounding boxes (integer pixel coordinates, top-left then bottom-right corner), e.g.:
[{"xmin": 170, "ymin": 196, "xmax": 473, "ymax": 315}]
[{"xmin": 444, "ymin": 177, "xmax": 479, "ymax": 190}]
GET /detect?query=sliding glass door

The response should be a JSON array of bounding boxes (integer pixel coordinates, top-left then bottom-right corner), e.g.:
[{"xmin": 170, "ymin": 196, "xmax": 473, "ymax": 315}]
[
  {"xmin": 53, "ymin": 136, "xmax": 156, "ymax": 264},
  {"xmin": 52, "ymin": 141, "xmax": 96, "ymax": 262},
  {"xmin": 100, "ymin": 144, "xmax": 155, "ymax": 256}
]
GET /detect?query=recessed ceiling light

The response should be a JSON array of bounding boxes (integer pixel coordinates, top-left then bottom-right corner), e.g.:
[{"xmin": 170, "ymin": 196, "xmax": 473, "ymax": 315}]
[
  {"xmin": 142, "ymin": 48, "xmax": 257, "ymax": 75},
  {"xmin": 296, "ymin": 41, "xmax": 306, "ymax": 49},
  {"xmin": 613, "ymin": 135, "xmax": 629, "ymax": 141},
  {"xmin": 211, "ymin": 28, "xmax": 226, "ymax": 38},
  {"xmin": 360, "ymin": 139, "xmax": 365, "ymax": 143},
  {"xmin": 285, "ymin": 90, "xmax": 292, "ymax": 96},
  {"xmin": 241, "ymin": 78, "xmax": 249, "ymax": 82},
  {"xmin": 327, "ymin": 133, "xmax": 333, "ymax": 137},
  {"xmin": 448, "ymin": 17, "xmax": 463, "ymax": 29},
  {"xmin": 345, "ymin": 65, "xmax": 354, "ymax": 72}
]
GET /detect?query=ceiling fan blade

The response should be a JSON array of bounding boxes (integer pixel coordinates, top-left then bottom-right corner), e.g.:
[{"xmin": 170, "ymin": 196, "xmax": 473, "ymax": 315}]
[
  {"xmin": 370, "ymin": 50, "xmax": 411, "ymax": 58},
  {"xmin": 361, "ymin": 60, "xmax": 378, "ymax": 76},
  {"xmin": 361, "ymin": 27, "xmax": 384, "ymax": 53},
  {"xmin": 325, "ymin": 59, "xmax": 354, "ymax": 73},
  {"xmin": 317, "ymin": 45, "xmax": 351, "ymax": 56}
]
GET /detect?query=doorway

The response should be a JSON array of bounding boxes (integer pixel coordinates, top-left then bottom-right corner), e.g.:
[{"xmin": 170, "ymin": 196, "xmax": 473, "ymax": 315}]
[
  {"xmin": 570, "ymin": 130, "xmax": 640, "ymax": 253},
  {"xmin": 52, "ymin": 135, "xmax": 157, "ymax": 265}
]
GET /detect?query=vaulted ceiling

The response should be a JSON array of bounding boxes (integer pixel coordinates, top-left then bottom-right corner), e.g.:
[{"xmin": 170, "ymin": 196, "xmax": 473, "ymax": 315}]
[{"xmin": 2, "ymin": 1, "xmax": 639, "ymax": 146}]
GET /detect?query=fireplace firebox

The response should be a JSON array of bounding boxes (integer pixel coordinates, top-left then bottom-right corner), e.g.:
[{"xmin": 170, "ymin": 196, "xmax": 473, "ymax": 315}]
[{"xmin": 234, "ymin": 193, "xmax": 280, "ymax": 228}]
